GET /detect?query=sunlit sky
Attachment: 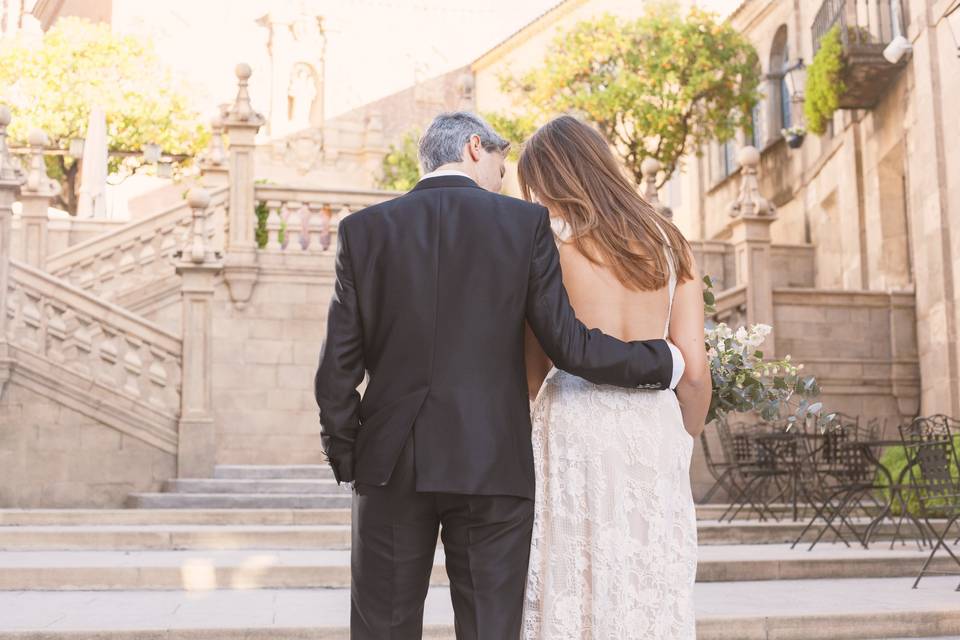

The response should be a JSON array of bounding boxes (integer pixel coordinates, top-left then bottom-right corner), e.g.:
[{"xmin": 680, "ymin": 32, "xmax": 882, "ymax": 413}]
[{"xmin": 317, "ymin": 0, "xmax": 562, "ymax": 116}]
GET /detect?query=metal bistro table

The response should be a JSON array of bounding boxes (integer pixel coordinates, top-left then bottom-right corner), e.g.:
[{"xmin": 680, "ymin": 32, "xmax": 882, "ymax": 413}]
[
  {"xmin": 752, "ymin": 429, "xmax": 823, "ymax": 523},
  {"xmin": 797, "ymin": 437, "xmax": 927, "ymax": 550}
]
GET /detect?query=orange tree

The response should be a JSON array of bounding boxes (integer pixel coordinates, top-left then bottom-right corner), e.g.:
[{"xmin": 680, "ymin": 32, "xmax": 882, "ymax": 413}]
[
  {"xmin": 499, "ymin": 6, "xmax": 761, "ymax": 187},
  {"xmin": 0, "ymin": 17, "xmax": 208, "ymax": 213}
]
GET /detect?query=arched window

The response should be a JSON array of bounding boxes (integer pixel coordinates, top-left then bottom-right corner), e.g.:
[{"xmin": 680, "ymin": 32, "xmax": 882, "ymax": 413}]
[{"xmin": 769, "ymin": 25, "xmax": 791, "ymax": 132}]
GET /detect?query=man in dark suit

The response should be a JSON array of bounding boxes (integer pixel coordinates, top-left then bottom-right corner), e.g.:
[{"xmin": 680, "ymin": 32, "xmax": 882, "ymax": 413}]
[{"xmin": 314, "ymin": 112, "xmax": 684, "ymax": 639}]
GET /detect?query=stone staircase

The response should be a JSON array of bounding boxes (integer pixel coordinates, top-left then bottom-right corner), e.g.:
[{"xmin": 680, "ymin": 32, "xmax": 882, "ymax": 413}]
[{"xmin": 1, "ymin": 465, "xmax": 959, "ymax": 639}]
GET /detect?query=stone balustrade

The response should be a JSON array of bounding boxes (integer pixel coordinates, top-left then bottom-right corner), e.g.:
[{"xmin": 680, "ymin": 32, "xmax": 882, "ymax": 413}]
[
  {"xmin": 254, "ymin": 185, "xmax": 397, "ymax": 253},
  {"xmin": 7, "ymin": 260, "xmax": 182, "ymax": 421},
  {"xmin": 44, "ymin": 187, "xmax": 227, "ymax": 302}
]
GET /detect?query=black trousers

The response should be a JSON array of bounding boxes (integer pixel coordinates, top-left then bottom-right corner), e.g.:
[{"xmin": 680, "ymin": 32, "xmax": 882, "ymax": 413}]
[{"xmin": 351, "ymin": 433, "xmax": 534, "ymax": 639}]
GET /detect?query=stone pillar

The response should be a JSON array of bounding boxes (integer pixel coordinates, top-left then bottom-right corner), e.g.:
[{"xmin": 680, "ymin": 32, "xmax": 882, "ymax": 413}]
[
  {"xmin": 175, "ymin": 187, "xmax": 223, "ymax": 478},
  {"xmin": 0, "ymin": 106, "xmax": 25, "ymax": 397},
  {"xmin": 728, "ymin": 146, "xmax": 777, "ymax": 353},
  {"xmin": 222, "ymin": 63, "xmax": 265, "ymax": 309},
  {"xmin": 18, "ymin": 129, "xmax": 60, "ymax": 269},
  {"xmin": 198, "ymin": 106, "xmax": 229, "ymax": 188},
  {"xmin": 641, "ymin": 157, "xmax": 672, "ymax": 219}
]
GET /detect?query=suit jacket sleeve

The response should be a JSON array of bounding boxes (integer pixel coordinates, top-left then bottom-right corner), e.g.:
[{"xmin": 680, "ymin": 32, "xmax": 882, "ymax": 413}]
[
  {"xmin": 525, "ymin": 208, "xmax": 673, "ymax": 389},
  {"xmin": 314, "ymin": 222, "xmax": 365, "ymax": 484}
]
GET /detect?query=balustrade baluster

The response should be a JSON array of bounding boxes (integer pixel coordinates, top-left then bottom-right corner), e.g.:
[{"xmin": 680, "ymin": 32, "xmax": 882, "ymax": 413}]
[{"xmin": 265, "ymin": 201, "xmax": 284, "ymax": 251}]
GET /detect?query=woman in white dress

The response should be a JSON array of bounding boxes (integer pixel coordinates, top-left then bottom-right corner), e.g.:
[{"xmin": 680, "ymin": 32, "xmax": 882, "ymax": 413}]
[{"xmin": 517, "ymin": 116, "xmax": 712, "ymax": 639}]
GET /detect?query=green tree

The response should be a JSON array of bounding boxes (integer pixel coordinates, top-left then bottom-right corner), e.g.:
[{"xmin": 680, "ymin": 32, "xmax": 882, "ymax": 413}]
[
  {"xmin": 482, "ymin": 112, "xmax": 537, "ymax": 160},
  {"xmin": 377, "ymin": 129, "xmax": 421, "ymax": 192},
  {"xmin": 502, "ymin": 7, "xmax": 761, "ymax": 187},
  {"xmin": 0, "ymin": 17, "xmax": 209, "ymax": 213}
]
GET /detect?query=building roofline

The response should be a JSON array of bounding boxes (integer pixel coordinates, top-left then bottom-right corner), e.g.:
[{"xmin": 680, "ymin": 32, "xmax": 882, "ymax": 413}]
[{"xmin": 470, "ymin": 0, "xmax": 589, "ymax": 72}]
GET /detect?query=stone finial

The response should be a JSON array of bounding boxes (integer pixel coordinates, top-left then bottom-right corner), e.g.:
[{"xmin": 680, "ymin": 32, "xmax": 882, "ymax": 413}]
[
  {"xmin": 23, "ymin": 129, "xmax": 60, "ymax": 196},
  {"xmin": 183, "ymin": 187, "xmax": 217, "ymax": 264},
  {"xmin": 225, "ymin": 63, "xmax": 265, "ymax": 126},
  {"xmin": 640, "ymin": 157, "xmax": 673, "ymax": 219},
  {"xmin": 729, "ymin": 145, "xmax": 775, "ymax": 218},
  {"xmin": 202, "ymin": 112, "xmax": 227, "ymax": 166},
  {"xmin": 0, "ymin": 105, "xmax": 25, "ymax": 185}
]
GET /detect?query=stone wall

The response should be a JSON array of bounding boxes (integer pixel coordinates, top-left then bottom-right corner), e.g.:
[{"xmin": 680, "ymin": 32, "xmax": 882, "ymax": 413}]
[
  {"xmin": 0, "ymin": 384, "xmax": 175, "ymax": 507},
  {"xmin": 208, "ymin": 257, "xmax": 336, "ymax": 465}
]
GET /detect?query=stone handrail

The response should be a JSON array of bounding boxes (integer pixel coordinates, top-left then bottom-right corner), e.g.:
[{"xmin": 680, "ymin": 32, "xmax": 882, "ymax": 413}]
[
  {"xmin": 255, "ymin": 184, "xmax": 399, "ymax": 253},
  {"xmin": 710, "ymin": 284, "xmax": 748, "ymax": 328},
  {"xmin": 7, "ymin": 259, "xmax": 182, "ymax": 426},
  {"xmin": 44, "ymin": 186, "xmax": 228, "ymax": 300}
]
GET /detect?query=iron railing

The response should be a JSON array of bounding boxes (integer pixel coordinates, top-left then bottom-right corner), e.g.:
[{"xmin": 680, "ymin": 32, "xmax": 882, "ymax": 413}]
[{"xmin": 812, "ymin": 0, "xmax": 905, "ymax": 53}]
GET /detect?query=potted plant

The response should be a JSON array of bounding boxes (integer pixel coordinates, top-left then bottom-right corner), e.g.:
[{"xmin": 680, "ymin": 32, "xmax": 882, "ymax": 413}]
[{"xmin": 781, "ymin": 126, "xmax": 807, "ymax": 149}]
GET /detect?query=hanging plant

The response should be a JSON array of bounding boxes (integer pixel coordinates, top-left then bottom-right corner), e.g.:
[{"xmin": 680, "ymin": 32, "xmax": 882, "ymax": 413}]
[
  {"xmin": 804, "ymin": 25, "xmax": 845, "ymax": 135},
  {"xmin": 781, "ymin": 125, "xmax": 807, "ymax": 149}
]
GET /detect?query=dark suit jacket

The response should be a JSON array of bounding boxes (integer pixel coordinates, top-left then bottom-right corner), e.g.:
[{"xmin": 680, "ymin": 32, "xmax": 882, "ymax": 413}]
[{"xmin": 314, "ymin": 174, "xmax": 674, "ymax": 499}]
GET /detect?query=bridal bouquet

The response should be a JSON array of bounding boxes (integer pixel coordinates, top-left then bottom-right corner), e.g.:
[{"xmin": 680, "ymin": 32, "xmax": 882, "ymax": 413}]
[{"xmin": 705, "ymin": 313, "xmax": 835, "ymax": 430}]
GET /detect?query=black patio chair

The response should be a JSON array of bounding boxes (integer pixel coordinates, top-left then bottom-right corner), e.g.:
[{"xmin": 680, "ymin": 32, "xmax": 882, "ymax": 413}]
[
  {"xmin": 898, "ymin": 416, "xmax": 960, "ymax": 590},
  {"xmin": 699, "ymin": 430, "xmax": 739, "ymax": 504},
  {"xmin": 716, "ymin": 419, "xmax": 793, "ymax": 522}
]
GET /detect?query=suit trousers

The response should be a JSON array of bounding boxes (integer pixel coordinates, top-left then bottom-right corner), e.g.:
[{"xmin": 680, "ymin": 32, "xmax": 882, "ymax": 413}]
[{"xmin": 350, "ymin": 433, "xmax": 535, "ymax": 639}]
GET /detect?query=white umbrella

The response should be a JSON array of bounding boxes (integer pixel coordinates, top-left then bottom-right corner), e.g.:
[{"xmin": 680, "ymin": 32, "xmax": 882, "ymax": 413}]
[{"xmin": 77, "ymin": 104, "xmax": 108, "ymax": 218}]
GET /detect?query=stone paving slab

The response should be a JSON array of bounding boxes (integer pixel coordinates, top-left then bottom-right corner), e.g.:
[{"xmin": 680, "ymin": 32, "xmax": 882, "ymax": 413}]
[{"xmin": 1, "ymin": 578, "xmax": 959, "ymax": 639}]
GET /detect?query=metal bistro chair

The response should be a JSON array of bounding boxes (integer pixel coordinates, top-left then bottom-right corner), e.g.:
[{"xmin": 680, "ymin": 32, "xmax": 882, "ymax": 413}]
[
  {"xmin": 699, "ymin": 430, "xmax": 739, "ymax": 504},
  {"xmin": 898, "ymin": 416, "xmax": 960, "ymax": 590},
  {"xmin": 716, "ymin": 420, "xmax": 791, "ymax": 522}
]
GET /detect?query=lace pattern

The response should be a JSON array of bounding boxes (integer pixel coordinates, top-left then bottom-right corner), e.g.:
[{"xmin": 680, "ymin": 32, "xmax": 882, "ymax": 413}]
[{"xmin": 522, "ymin": 217, "xmax": 697, "ymax": 639}]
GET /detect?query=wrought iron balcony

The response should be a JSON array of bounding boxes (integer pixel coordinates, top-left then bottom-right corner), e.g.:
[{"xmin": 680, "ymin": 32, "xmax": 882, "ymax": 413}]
[{"xmin": 811, "ymin": 0, "xmax": 909, "ymax": 108}]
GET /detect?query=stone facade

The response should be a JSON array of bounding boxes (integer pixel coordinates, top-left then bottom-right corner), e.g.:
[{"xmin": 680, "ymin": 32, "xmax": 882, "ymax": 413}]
[{"xmin": 0, "ymin": 383, "xmax": 175, "ymax": 507}]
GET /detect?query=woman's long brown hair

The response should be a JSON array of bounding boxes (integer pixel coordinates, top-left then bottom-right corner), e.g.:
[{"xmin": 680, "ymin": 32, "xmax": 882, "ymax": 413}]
[{"xmin": 517, "ymin": 115, "xmax": 694, "ymax": 291}]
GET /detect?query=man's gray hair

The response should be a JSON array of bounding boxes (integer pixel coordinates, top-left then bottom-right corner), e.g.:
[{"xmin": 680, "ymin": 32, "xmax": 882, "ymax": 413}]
[{"xmin": 418, "ymin": 112, "xmax": 509, "ymax": 173}]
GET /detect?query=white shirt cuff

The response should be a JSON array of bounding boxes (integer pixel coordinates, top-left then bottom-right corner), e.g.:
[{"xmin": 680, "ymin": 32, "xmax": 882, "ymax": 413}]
[{"xmin": 667, "ymin": 342, "xmax": 685, "ymax": 390}]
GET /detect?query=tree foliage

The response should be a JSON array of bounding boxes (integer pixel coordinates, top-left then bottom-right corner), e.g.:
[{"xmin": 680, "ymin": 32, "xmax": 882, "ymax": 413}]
[
  {"xmin": 0, "ymin": 17, "xmax": 209, "ymax": 213},
  {"xmin": 377, "ymin": 129, "xmax": 421, "ymax": 192},
  {"xmin": 501, "ymin": 7, "xmax": 761, "ymax": 187},
  {"xmin": 481, "ymin": 112, "xmax": 537, "ymax": 161}
]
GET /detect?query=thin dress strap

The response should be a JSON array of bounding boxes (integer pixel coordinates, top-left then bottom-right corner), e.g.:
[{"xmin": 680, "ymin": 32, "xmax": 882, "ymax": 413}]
[{"xmin": 650, "ymin": 220, "xmax": 677, "ymax": 339}]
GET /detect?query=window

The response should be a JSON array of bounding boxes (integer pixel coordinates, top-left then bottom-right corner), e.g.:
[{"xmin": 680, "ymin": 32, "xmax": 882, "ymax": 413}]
[
  {"xmin": 750, "ymin": 100, "xmax": 765, "ymax": 148},
  {"xmin": 769, "ymin": 25, "xmax": 791, "ymax": 132}
]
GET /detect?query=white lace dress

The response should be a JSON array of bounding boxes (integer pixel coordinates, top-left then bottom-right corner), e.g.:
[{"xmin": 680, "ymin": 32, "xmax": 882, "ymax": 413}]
[{"xmin": 521, "ymin": 221, "xmax": 698, "ymax": 639}]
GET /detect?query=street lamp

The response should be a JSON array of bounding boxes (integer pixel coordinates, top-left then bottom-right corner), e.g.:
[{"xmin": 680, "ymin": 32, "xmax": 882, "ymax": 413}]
[
  {"xmin": 782, "ymin": 59, "xmax": 806, "ymax": 102},
  {"xmin": 142, "ymin": 142, "xmax": 161, "ymax": 163}
]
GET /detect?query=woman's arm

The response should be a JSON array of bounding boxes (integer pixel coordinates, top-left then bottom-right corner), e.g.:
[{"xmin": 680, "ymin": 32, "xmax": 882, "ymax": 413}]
[
  {"xmin": 668, "ymin": 253, "xmax": 712, "ymax": 437},
  {"xmin": 524, "ymin": 322, "xmax": 553, "ymax": 401}
]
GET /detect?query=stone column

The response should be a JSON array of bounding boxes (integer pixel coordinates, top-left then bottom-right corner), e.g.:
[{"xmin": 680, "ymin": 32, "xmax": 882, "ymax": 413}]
[
  {"xmin": 175, "ymin": 187, "xmax": 223, "ymax": 478},
  {"xmin": 728, "ymin": 146, "xmax": 777, "ymax": 354},
  {"xmin": 641, "ymin": 157, "xmax": 672, "ymax": 219},
  {"xmin": 18, "ymin": 129, "xmax": 60, "ymax": 269},
  {"xmin": 0, "ymin": 106, "xmax": 25, "ymax": 397},
  {"xmin": 222, "ymin": 63, "xmax": 265, "ymax": 309}
]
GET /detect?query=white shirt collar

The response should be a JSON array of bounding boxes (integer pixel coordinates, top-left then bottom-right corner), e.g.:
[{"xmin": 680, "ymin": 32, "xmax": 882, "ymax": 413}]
[{"xmin": 418, "ymin": 169, "xmax": 472, "ymax": 182}]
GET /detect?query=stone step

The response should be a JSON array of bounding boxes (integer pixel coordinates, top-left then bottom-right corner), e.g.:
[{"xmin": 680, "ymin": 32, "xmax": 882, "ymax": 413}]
[
  {"xmin": 162, "ymin": 479, "xmax": 343, "ymax": 494},
  {"xmin": 125, "ymin": 493, "xmax": 352, "ymax": 509},
  {"xmin": 0, "ymin": 517, "xmax": 932, "ymax": 550},
  {"xmin": 0, "ymin": 509, "xmax": 350, "ymax": 526},
  {"xmin": 2, "ymin": 578, "xmax": 959, "ymax": 639},
  {"xmin": 0, "ymin": 544, "xmax": 950, "ymax": 590},
  {"xmin": 213, "ymin": 465, "xmax": 334, "ymax": 480},
  {"xmin": 0, "ymin": 525, "xmax": 354, "ymax": 551},
  {"xmin": 0, "ymin": 549, "xmax": 445, "ymax": 590}
]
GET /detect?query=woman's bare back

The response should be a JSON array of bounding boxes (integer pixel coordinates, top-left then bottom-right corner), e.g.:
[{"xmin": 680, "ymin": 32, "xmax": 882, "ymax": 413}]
[{"xmin": 556, "ymin": 239, "xmax": 672, "ymax": 343}]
